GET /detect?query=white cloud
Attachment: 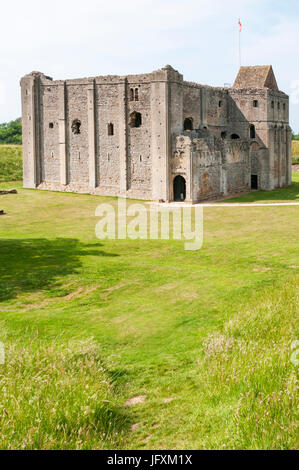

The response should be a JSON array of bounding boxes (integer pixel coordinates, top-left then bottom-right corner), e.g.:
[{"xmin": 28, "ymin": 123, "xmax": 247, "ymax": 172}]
[
  {"xmin": 0, "ymin": 0, "xmax": 257, "ymax": 53},
  {"xmin": 0, "ymin": 82, "xmax": 6, "ymax": 105},
  {"xmin": 0, "ymin": 0, "xmax": 298, "ymax": 129},
  {"xmin": 242, "ymin": 18, "xmax": 299, "ymax": 131}
]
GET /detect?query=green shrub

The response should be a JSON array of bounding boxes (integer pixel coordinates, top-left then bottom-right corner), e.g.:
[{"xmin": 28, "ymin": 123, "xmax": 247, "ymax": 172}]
[{"xmin": 0, "ymin": 119, "xmax": 22, "ymax": 145}]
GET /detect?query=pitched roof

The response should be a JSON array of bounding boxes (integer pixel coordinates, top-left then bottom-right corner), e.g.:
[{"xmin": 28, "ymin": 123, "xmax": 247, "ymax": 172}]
[{"xmin": 233, "ymin": 65, "xmax": 278, "ymax": 91}]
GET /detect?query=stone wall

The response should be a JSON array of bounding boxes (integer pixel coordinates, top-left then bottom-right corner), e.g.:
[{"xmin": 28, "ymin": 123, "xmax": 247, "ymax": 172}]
[{"xmin": 171, "ymin": 134, "xmax": 250, "ymax": 202}]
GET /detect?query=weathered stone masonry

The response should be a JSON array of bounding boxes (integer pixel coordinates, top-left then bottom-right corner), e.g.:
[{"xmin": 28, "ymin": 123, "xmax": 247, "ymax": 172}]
[{"xmin": 20, "ymin": 65, "xmax": 292, "ymax": 202}]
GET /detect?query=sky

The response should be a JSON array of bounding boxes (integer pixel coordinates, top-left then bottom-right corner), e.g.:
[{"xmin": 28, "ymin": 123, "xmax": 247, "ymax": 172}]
[{"xmin": 1, "ymin": 0, "xmax": 299, "ymax": 131}]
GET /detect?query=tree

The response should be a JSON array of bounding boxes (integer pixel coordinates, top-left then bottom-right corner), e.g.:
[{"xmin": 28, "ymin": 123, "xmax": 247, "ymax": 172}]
[{"xmin": 0, "ymin": 118, "xmax": 22, "ymax": 144}]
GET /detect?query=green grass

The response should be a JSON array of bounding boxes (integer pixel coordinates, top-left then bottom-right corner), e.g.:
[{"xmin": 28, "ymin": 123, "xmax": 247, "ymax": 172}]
[
  {"xmin": 223, "ymin": 172, "xmax": 299, "ymax": 203},
  {"xmin": 0, "ymin": 145, "xmax": 23, "ymax": 182},
  {"xmin": 0, "ymin": 177, "xmax": 298, "ymax": 449},
  {"xmin": 292, "ymin": 140, "xmax": 299, "ymax": 158}
]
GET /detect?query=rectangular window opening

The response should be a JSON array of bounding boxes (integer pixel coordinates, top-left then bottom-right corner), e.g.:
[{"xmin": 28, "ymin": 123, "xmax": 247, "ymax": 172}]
[{"xmin": 251, "ymin": 174, "xmax": 258, "ymax": 190}]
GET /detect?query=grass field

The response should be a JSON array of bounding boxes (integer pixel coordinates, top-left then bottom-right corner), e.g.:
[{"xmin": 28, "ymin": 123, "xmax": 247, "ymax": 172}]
[
  {"xmin": 292, "ymin": 141, "xmax": 299, "ymax": 164},
  {"xmin": 292, "ymin": 140, "xmax": 299, "ymax": 156},
  {"xmin": 0, "ymin": 145, "xmax": 298, "ymax": 449},
  {"xmin": 0, "ymin": 145, "xmax": 22, "ymax": 182}
]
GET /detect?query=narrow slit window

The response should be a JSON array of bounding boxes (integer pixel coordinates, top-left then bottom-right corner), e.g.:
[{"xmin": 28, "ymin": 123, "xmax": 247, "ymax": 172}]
[
  {"xmin": 130, "ymin": 88, "xmax": 134, "ymax": 101},
  {"xmin": 253, "ymin": 100, "xmax": 258, "ymax": 108},
  {"xmin": 250, "ymin": 124, "xmax": 256, "ymax": 139},
  {"xmin": 108, "ymin": 123, "xmax": 114, "ymax": 136},
  {"xmin": 135, "ymin": 88, "xmax": 139, "ymax": 101}
]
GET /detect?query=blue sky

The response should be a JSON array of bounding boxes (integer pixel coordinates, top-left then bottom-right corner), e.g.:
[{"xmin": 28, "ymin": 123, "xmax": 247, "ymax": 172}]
[{"xmin": 1, "ymin": 0, "xmax": 299, "ymax": 130}]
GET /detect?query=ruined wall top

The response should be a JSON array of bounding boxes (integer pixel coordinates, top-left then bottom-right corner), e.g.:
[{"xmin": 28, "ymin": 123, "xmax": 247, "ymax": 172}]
[
  {"xmin": 20, "ymin": 65, "xmax": 183, "ymax": 86},
  {"xmin": 20, "ymin": 65, "xmax": 285, "ymax": 95}
]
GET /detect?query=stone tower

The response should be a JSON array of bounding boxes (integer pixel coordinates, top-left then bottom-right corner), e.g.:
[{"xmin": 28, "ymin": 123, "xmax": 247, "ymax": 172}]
[{"xmin": 230, "ymin": 65, "xmax": 292, "ymax": 189}]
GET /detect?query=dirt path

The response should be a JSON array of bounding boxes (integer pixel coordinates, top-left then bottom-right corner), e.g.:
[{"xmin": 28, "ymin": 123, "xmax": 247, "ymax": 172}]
[{"xmin": 153, "ymin": 202, "xmax": 299, "ymax": 208}]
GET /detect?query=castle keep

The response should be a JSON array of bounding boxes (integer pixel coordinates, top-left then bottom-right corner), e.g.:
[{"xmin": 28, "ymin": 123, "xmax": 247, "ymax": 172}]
[{"xmin": 20, "ymin": 65, "xmax": 292, "ymax": 202}]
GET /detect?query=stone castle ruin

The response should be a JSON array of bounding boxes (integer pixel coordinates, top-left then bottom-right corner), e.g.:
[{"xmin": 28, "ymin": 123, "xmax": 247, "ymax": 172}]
[{"xmin": 20, "ymin": 65, "xmax": 292, "ymax": 202}]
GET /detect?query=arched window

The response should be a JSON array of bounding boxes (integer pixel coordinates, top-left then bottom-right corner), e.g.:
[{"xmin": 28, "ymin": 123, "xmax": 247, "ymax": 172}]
[
  {"xmin": 250, "ymin": 141, "xmax": 259, "ymax": 151},
  {"xmin": 230, "ymin": 133, "xmax": 240, "ymax": 140},
  {"xmin": 218, "ymin": 100, "xmax": 222, "ymax": 108},
  {"xmin": 129, "ymin": 111, "xmax": 142, "ymax": 128},
  {"xmin": 130, "ymin": 88, "xmax": 134, "ymax": 101},
  {"xmin": 250, "ymin": 125, "xmax": 256, "ymax": 139},
  {"xmin": 135, "ymin": 88, "xmax": 139, "ymax": 101},
  {"xmin": 71, "ymin": 119, "xmax": 81, "ymax": 135},
  {"xmin": 184, "ymin": 117, "xmax": 193, "ymax": 131},
  {"xmin": 108, "ymin": 123, "xmax": 114, "ymax": 136},
  {"xmin": 49, "ymin": 122, "xmax": 54, "ymax": 129}
]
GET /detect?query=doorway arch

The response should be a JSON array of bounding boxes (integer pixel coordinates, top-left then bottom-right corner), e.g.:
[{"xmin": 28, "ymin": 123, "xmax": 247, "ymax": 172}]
[
  {"xmin": 173, "ymin": 175, "xmax": 186, "ymax": 201},
  {"xmin": 184, "ymin": 118, "xmax": 193, "ymax": 131}
]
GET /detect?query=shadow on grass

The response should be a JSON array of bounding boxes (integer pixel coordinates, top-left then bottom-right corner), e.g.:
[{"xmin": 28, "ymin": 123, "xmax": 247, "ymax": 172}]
[
  {"xmin": 224, "ymin": 176, "xmax": 299, "ymax": 203},
  {"xmin": 0, "ymin": 238, "xmax": 118, "ymax": 302}
]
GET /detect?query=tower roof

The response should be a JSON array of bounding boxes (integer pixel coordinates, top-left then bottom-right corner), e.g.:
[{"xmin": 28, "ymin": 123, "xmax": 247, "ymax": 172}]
[{"xmin": 233, "ymin": 65, "xmax": 278, "ymax": 91}]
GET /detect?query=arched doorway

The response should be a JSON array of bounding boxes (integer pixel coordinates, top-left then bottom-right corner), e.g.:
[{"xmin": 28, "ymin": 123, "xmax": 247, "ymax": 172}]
[
  {"xmin": 173, "ymin": 175, "xmax": 186, "ymax": 201},
  {"xmin": 184, "ymin": 118, "xmax": 193, "ymax": 131}
]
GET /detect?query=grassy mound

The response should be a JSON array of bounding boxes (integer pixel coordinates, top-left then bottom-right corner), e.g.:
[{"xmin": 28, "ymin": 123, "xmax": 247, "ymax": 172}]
[
  {"xmin": 0, "ymin": 145, "xmax": 22, "ymax": 182},
  {"xmin": 197, "ymin": 276, "xmax": 298, "ymax": 449},
  {"xmin": 0, "ymin": 337, "xmax": 128, "ymax": 449}
]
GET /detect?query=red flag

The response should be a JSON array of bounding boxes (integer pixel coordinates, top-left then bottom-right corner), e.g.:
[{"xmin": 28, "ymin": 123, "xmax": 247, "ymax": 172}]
[{"xmin": 238, "ymin": 19, "xmax": 242, "ymax": 32}]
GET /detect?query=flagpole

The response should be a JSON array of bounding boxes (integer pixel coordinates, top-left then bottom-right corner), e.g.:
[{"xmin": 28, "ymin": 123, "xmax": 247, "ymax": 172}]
[{"xmin": 238, "ymin": 19, "xmax": 241, "ymax": 68}]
